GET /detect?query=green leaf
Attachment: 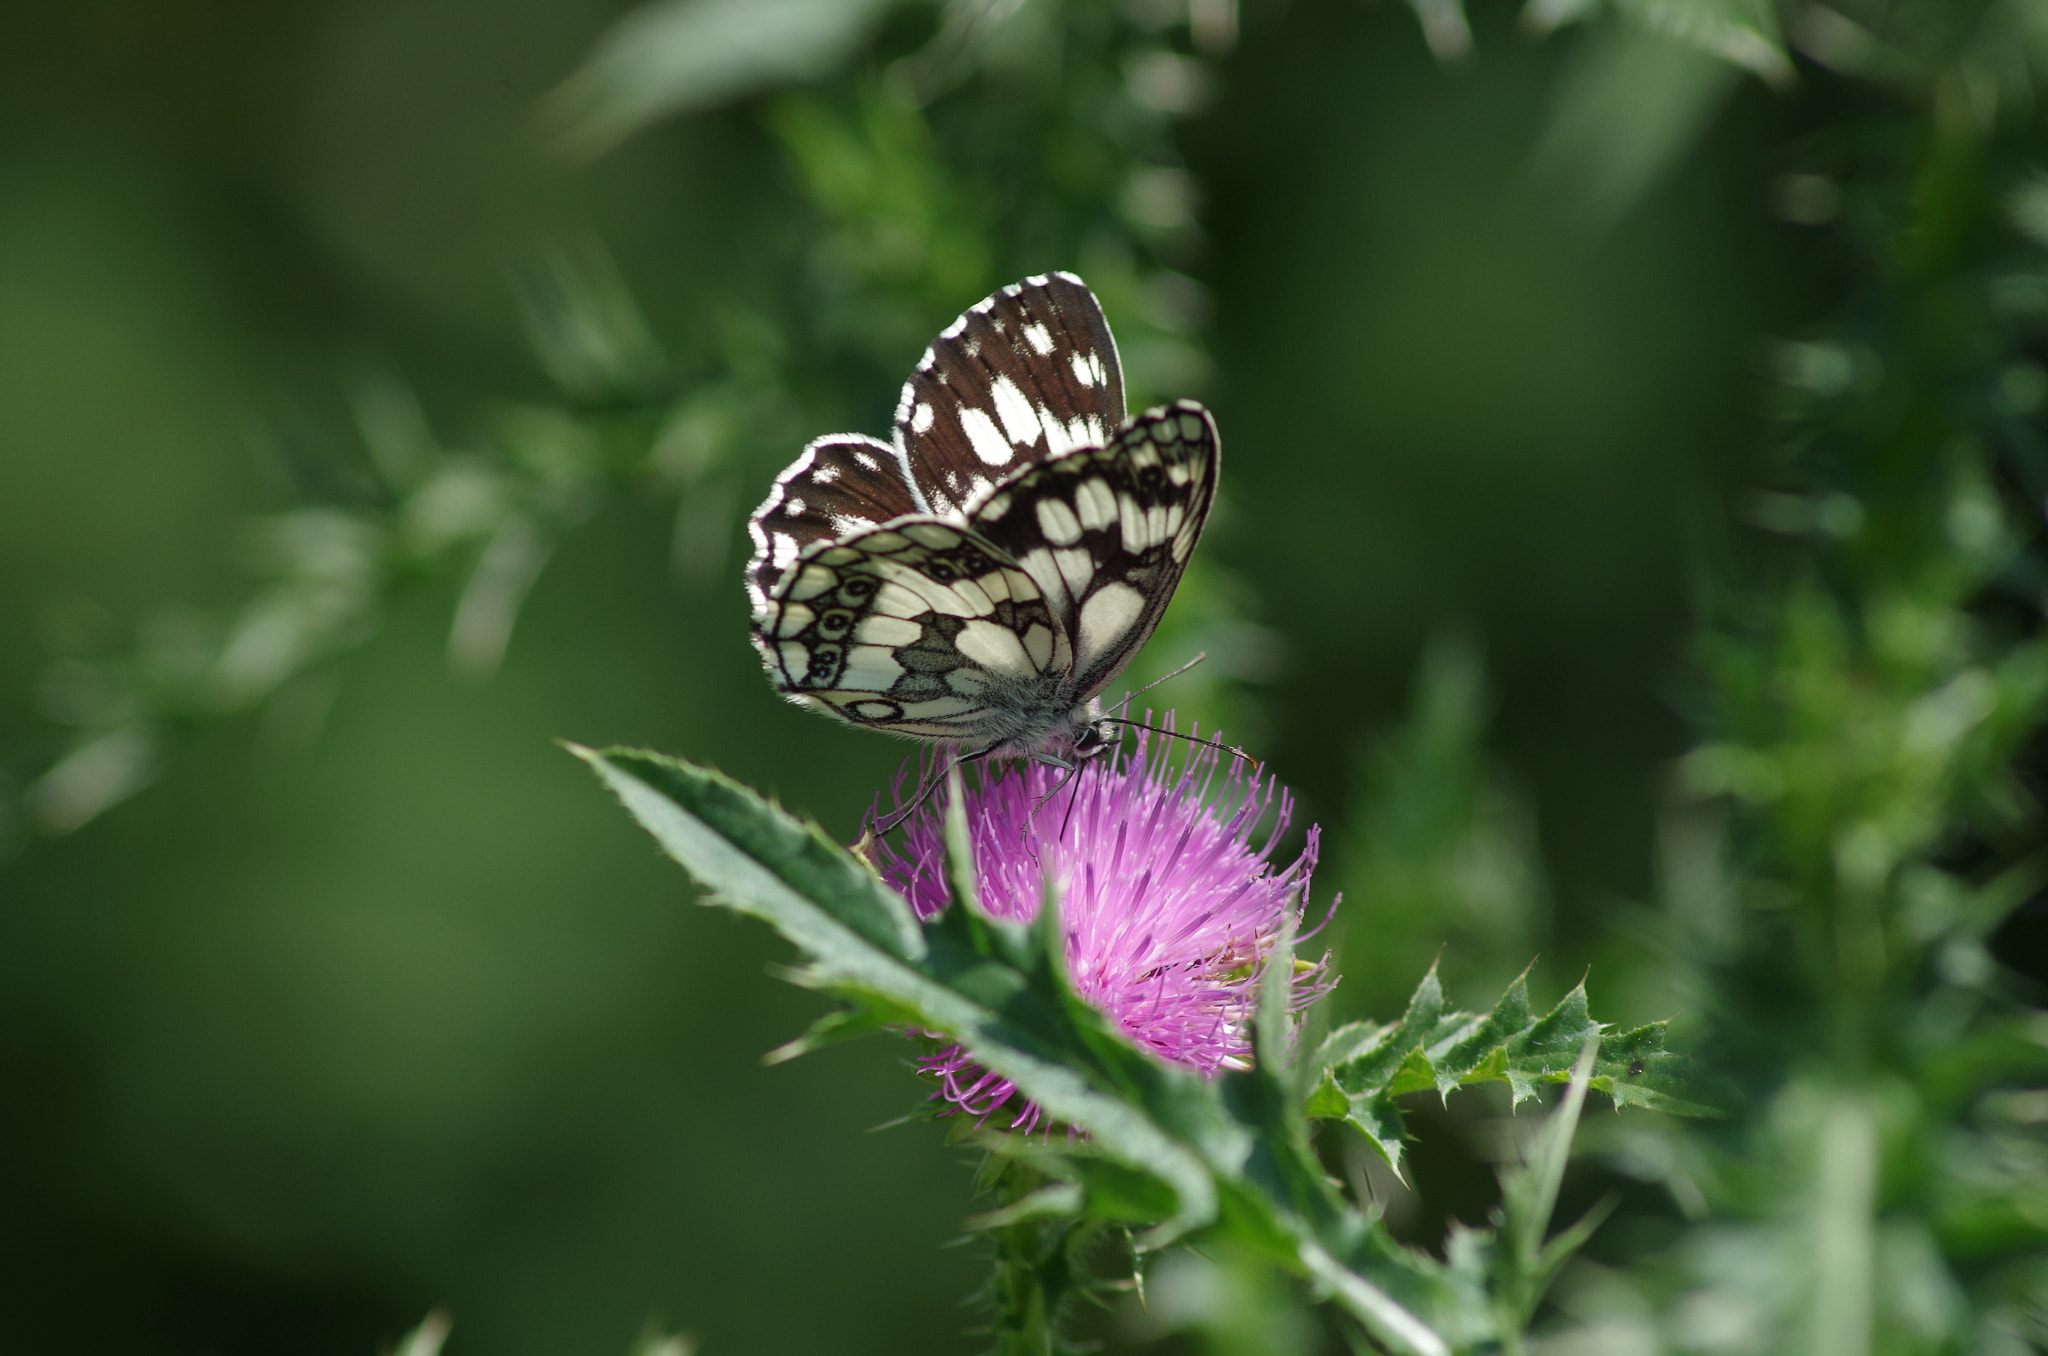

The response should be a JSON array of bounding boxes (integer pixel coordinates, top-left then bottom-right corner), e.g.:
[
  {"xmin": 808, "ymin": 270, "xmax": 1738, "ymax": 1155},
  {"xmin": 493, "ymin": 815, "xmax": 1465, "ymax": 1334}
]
[
  {"xmin": 574, "ymin": 744, "xmax": 1220, "ymax": 1244},
  {"xmin": 965, "ymin": 1183, "xmax": 1085, "ymax": 1232},
  {"xmin": 985, "ymin": 1139, "xmax": 1183, "ymax": 1225},
  {"xmin": 761, "ymin": 1005, "xmax": 888, "ymax": 1065},
  {"xmin": 1499, "ymin": 1038, "xmax": 1599, "ymax": 1285},
  {"xmin": 575, "ymin": 744, "xmax": 925, "ymax": 962},
  {"xmin": 1589, "ymin": 1021, "xmax": 1725, "ymax": 1116},
  {"xmin": 1311, "ymin": 966, "xmax": 1714, "ymax": 1173}
]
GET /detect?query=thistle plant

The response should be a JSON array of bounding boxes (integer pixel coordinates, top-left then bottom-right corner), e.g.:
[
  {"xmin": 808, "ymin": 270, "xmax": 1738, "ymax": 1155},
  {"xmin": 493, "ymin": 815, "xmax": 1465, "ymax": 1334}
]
[{"xmin": 574, "ymin": 730, "xmax": 1696, "ymax": 1354}]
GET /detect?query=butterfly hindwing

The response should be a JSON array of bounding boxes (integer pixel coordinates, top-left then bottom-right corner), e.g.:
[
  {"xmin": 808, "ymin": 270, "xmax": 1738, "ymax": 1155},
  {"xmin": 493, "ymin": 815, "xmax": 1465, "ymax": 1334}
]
[
  {"xmin": 968, "ymin": 399, "xmax": 1220, "ymax": 699},
  {"xmin": 745, "ymin": 435, "xmax": 924, "ymax": 606},
  {"xmin": 750, "ymin": 519, "xmax": 1069, "ymax": 738},
  {"xmin": 893, "ymin": 272, "xmax": 1125, "ymax": 519}
]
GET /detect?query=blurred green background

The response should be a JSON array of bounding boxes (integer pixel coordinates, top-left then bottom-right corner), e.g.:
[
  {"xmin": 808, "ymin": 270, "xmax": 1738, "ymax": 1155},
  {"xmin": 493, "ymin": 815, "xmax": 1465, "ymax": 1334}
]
[{"xmin": 0, "ymin": 0, "xmax": 1799, "ymax": 1351}]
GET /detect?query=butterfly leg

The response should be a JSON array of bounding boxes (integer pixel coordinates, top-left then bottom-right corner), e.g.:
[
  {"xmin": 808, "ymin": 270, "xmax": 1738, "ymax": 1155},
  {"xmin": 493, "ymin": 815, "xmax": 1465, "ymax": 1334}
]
[{"xmin": 869, "ymin": 742, "xmax": 1001, "ymax": 838}]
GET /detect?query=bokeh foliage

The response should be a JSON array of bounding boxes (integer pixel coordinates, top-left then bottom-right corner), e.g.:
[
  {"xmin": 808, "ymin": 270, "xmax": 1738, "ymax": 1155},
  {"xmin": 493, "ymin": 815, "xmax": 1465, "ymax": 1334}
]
[{"xmin": 3, "ymin": 0, "xmax": 2047, "ymax": 1352}]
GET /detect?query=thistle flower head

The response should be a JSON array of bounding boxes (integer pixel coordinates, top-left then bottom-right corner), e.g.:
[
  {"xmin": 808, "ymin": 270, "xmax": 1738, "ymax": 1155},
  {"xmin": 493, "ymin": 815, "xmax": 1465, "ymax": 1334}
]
[{"xmin": 867, "ymin": 729, "xmax": 1331, "ymax": 1130}]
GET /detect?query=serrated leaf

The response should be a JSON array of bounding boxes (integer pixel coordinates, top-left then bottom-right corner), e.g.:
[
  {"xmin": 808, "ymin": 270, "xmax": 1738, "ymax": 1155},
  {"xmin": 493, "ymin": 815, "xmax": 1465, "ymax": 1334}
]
[
  {"xmin": 578, "ymin": 744, "xmax": 925, "ymax": 962},
  {"xmin": 1305, "ymin": 1072, "xmax": 1350, "ymax": 1120},
  {"xmin": 1351, "ymin": 1090, "xmax": 1411, "ymax": 1179},
  {"xmin": 1504, "ymin": 980, "xmax": 1601, "ymax": 1102},
  {"xmin": 575, "ymin": 744, "xmax": 1220, "ymax": 1244},
  {"xmin": 1428, "ymin": 970, "xmax": 1536, "ymax": 1095},
  {"xmin": 1587, "ymin": 1021, "xmax": 1725, "ymax": 1115},
  {"xmin": 1386, "ymin": 1046, "xmax": 1442, "ymax": 1099},
  {"xmin": 1329, "ymin": 963, "xmax": 1448, "ymax": 1101},
  {"xmin": 1315, "ymin": 967, "xmax": 1714, "ymax": 1171},
  {"xmin": 1310, "ymin": 1020, "xmax": 1388, "ymax": 1080}
]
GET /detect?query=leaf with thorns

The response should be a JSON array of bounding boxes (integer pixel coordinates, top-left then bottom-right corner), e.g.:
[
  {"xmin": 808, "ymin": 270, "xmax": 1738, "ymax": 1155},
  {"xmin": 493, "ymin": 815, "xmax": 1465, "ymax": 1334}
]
[{"xmin": 1306, "ymin": 963, "xmax": 1715, "ymax": 1177}]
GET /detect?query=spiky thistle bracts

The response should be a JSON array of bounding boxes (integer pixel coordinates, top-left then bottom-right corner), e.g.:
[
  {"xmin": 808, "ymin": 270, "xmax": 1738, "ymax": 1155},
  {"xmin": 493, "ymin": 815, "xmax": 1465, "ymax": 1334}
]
[{"xmin": 867, "ymin": 731, "xmax": 1333, "ymax": 1129}]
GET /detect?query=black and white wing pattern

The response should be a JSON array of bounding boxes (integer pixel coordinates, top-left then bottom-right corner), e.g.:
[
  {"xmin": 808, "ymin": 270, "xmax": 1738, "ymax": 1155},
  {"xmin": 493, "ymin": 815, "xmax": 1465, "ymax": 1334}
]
[
  {"xmin": 969, "ymin": 400, "xmax": 1216, "ymax": 701},
  {"xmin": 892, "ymin": 271, "xmax": 1124, "ymax": 519},
  {"xmin": 745, "ymin": 435, "xmax": 921, "ymax": 607},
  {"xmin": 745, "ymin": 272, "xmax": 1218, "ymax": 757}
]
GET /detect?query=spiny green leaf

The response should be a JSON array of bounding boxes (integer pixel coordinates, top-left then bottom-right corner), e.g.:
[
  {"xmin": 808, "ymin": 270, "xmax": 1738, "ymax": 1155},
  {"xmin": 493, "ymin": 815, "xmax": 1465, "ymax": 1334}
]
[
  {"xmin": 1350, "ymin": 1090, "xmax": 1412, "ymax": 1181},
  {"xmin": 1386, "ymin": 1046, "xmax": 1442, "ymax": 1100},
  {"xmin": 1588, "ymin": 1021, "xmax": 1724, "ymax": 1115},
  {"xmin": 1311, "ymin": 967, "xmax": 1713, "ymax": 1172},
  {"xmin": 575, "ymin": 744, "xmax": 1220, "ymax": 1244},
  {"xmin": 1311, "ymin": 1019, "xmax": 1388, "ymax": 1076},
  {"xmin": 575, "ymin": 744, "xmax": 924, "ymax": 962},
  {"xmin": 1427, "ymin": 969, "xmax": 1537, "ymax": 1097},
  {"xmin": 1319, "ymin": 961, "xmax": 1447, "ymax": 1099},
  {"xmin": 1506, "ymin": 979, "xmax": 1601, "ymax": 1100}
]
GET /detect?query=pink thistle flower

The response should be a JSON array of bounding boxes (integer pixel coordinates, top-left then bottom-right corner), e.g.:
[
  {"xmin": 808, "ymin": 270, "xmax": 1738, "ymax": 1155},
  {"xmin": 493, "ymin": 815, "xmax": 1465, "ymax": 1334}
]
[{"xmin": 867, "ymin": 730, "xmax": 1333, "ymax": 1131}]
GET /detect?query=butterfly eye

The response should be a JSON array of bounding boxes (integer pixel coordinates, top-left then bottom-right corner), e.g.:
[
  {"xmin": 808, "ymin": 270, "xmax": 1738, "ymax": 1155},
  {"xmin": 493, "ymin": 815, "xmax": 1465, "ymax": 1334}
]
[
  {"xmin": 839, "ymin": 578, "xmax": 876, "ymax": 603},
  {"xmin": 927, "ymin": 561, "xmax": 956, "ymax": 583},
  {"xmin": 1072, "ymin": 720, "xmax": 1117, "ymax": 756},
  {"xmin": 819, "ymin": 610, "xmax": 854, "ymax": 636}
]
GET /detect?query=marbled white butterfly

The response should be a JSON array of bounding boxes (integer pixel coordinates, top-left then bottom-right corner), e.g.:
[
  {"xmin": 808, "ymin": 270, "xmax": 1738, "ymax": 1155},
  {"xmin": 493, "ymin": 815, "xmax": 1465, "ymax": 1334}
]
[{"xmin": 745, "ymin": 272, "xmax": 1218, "ymax": 761}]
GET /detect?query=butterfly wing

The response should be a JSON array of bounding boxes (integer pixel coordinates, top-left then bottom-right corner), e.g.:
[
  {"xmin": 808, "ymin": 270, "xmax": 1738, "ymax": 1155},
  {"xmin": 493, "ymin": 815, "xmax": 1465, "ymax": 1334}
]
[
  {"xmin": 968, "ymin": 400, "xmax": 1220, "ymax": 700},
  {"xmin": 751, "ymin": 519, "xmax": 1071, "ymax": 740},
  {"xmin": 893, "ymin": 272, "xmax": 1125, "ymax": 520},
  {"xmin": 745, "ymin": 435, "xmax": 924, "ymax": 607}
]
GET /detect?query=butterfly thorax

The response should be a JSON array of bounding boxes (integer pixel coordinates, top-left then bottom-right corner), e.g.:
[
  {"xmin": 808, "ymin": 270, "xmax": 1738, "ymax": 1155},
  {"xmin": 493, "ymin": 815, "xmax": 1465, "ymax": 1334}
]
[{"xmin": 957, "ymin": 682, "xmax": 1107, "ymax": 760}]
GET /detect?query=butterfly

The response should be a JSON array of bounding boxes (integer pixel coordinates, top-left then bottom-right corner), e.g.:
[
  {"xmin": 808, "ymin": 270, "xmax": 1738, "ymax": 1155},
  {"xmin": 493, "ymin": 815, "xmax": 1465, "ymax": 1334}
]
[{"xmin": 745, "ymin": 272, "xmax": 1219, "ymax": 763}]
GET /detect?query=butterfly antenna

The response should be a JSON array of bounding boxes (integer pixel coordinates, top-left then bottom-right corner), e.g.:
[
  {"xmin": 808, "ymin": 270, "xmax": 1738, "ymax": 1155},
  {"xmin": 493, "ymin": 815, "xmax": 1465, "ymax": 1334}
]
[
  {"xmin": 1108, "ymin": 652, "xmax": 1209, "ymax": 720},
  {"xmin": 1101, "ymin": 717, "xmax": 1260, "ymax": 773}
]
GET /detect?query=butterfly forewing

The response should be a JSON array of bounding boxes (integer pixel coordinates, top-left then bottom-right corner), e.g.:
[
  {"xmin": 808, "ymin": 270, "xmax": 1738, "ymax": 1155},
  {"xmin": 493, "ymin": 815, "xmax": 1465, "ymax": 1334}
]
[
  {"xmin": 750, "ymin": 519, "xmax": 1069, "ymax": 738},
  {"xmin": 745, "ymin": 435, "xmax": 923, "ymax": 606},
  {"xmin": 968, "ymin": 400, "xmax": 1219, "ymax": 698},
  {"xmin": 893, "ymin": 272, "xmax": 1125, "ymax": 519}
]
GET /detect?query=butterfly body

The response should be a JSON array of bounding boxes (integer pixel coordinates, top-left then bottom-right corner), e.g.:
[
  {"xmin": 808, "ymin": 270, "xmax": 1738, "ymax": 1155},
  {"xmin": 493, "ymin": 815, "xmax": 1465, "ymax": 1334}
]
[{"xmin": 746, "ymin": 273, "xmax": 1218, "ymax": 759}]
